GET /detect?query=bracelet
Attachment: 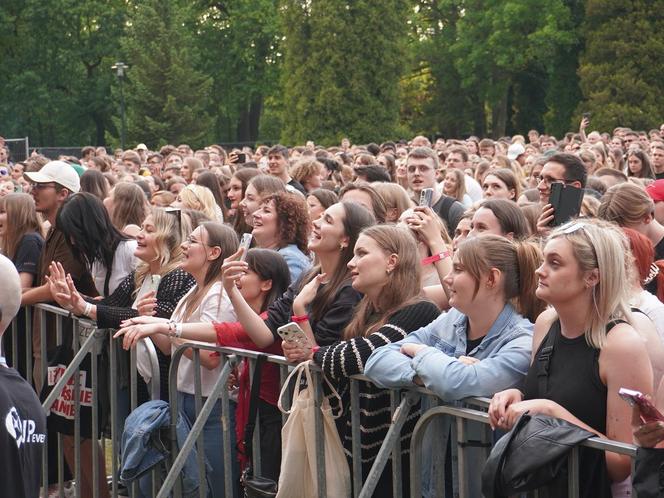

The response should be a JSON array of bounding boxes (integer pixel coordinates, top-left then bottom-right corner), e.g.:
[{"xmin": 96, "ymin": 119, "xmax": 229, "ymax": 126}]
[
  {"xmin": 83, "ymin": 302, "xmax": 93, "ymax": 317},
  {"xmin": 291, "ymin": 314, "xmax": 309, "ymax": 323},
  {"xmin": 421, "ymin": 250, "xmax": 451, "ymax": 266},
  {"xmin": 175, "ymin": 323, "xmax": 183, "ymax": 338},
  {"xmin": 167, "ymin": 320, "xmax": 176, "ymax": 337}
]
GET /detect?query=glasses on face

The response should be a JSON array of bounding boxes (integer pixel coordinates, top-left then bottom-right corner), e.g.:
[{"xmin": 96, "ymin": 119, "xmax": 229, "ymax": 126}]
[
  {"xmin": 536, "ymin": 175, "xmax": 573, "ymax": 187},
  {"xmin": 185, "ymin": 235, "xmax": 206, "ymax": 246},
  {"xmin": 32, "ymin": 183, "xmax": 58, "ymax": 191},
  {"xmin": 407, "ymin": 164, "xmax": 434, "ymax": 174}
]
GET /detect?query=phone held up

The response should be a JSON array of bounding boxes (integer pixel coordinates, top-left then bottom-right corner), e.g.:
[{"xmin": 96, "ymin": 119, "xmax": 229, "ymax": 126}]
[
  {"xmin": 419, "ymin": 188, "xmax": 434, "ymax": 207},
  {"xmin": 277, "ymin": 322, "xmax": 311, "ymax": 349},
  {"xmin": 618, "ymin": 387, "xmax": 664, "ymax": 424},
  {"xmin": 549, "ymin": 182, "xmax": 583, "ymax": 227},
  {"xmin": 238, "ymin": 233, "xmax": 252, "ymax": 262}
]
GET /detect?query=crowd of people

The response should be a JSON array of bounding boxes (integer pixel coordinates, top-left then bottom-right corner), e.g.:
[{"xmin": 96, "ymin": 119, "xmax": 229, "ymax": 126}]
[{"xmin": 1, "ymin": 121, "xmax": 664, "ymax": 497}]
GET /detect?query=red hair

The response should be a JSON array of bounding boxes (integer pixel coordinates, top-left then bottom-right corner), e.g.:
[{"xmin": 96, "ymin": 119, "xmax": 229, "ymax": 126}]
[{"xmin": 623, "ymin": 227, "xmax": 664, "ymax": 302}]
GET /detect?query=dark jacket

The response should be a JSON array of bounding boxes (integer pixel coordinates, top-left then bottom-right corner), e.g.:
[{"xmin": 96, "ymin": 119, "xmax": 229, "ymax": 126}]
[
  {"xmin": 482, "ymin": 412, "xmax": 594, "ymax": 498},
  {"xmin": 633, "ymin": 447, "xmax": 664, "ymax": 498}
]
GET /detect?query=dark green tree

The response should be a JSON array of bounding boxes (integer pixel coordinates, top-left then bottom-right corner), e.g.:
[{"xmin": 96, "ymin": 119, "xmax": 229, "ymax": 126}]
[
  {"xmin": 577, "ymin": 0, "xmax": 664, "ymax": 132},
  {"xmin": 0, "ymin": 0, "xmax": 125, "ymax": 146},
  {"xmin": 279, "ymin": 0, "xmax": 408, "ymax": 145},
  {"xmin": 191, "ymin": 0, "xmax": 281, "ymax": 144},
  {"xmin": 449, "ymin": 0, "xmax": 577, "ymax": 138},
  {"xmin": 117, "ymin": 0, "xmax": 213, "ymax": 148}
]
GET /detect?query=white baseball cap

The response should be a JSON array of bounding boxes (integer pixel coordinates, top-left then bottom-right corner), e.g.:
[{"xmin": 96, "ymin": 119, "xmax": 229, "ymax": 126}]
[
  {"xmin": 24, "ymin": 160, "xmax": 81, "ymax": 193},
  {"xmin": 507, "ymin": 143, "xmax": 526, "ymax": 161}
]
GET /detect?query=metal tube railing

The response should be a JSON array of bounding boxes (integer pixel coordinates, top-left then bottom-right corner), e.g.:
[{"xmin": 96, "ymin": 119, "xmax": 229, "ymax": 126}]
[{"xmin": 6, "ymin": 305, "xmax": 644, "ymax": 498}]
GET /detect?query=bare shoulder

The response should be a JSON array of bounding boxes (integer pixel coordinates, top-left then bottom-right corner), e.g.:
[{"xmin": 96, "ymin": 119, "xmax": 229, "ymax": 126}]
[
  {"xmin": 601, "ymin": 321, "xmax": 649, "ymax": 364},
  {"xmin": 531, "ymin": 308, "xmax": 557, "ymax": 358}
]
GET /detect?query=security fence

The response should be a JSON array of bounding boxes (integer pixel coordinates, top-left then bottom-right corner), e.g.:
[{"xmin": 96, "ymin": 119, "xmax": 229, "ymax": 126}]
[{"xmin": 5, "ymin": 304, "xmax": 642, "ymax": 498}]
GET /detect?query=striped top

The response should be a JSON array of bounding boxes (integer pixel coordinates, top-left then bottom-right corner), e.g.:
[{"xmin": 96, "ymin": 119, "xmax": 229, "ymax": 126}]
[{"xmin": 313, "ymin": 300, "xmax": 440, "ymax": 463}]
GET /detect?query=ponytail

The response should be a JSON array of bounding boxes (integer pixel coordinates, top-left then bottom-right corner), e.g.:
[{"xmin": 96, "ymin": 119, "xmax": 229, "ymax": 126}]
[
  {"xmin": 514, "ymin": 240, "xmax": 546, "ymax": 322},
  {"xmin": 456, "ymin": 235, "xmax": 545, "ymax": 323}
]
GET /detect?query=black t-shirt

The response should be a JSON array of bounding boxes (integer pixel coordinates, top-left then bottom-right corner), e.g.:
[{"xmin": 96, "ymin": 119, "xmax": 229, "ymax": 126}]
[
  {"xmin": 287, "ymin": 178, "xmax": 307, "ymax": 195},
  {"xmin": 655, "ymin": 171, "xmax": 664, "ymax": 181},
  {"xmin": 655, "ymin": 236, "xmax": 664, "ymax": 262},
  {"xmin": 0, "ymin": 366, "xmax": 46, "ymax": 498},
  {"xmin": 431, "ymin": 194, "xmax": 466, "ymax": 236},
  {"xmin": 14, "ymin": 232, "xmax": 44, "ymax": 277},
  {"xmin": 466, "ymin": 335, "xmax": 485, "ymax": 355}
]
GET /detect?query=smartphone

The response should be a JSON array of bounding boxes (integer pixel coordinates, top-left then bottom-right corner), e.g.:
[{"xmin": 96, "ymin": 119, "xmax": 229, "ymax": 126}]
[
  {"xmin": 582, "ymin": 112, "xmax": 591, "ymax": 120},
  {"xmin": 619, "ymin": 387, "xmax": 664, "ymax": 423},
  {"xmin": 277, "ymin": 322, "xmax": 311, "ymax": 349},
  {"xmin": 236, "ymin": 153, "xmax": 246, "ymax": 164},
  {"xmin": 132, "ymin": 274, "xmax": 161, "ymax": 309},
  {"xmin": 549, "ymin": 182, "xmax": 583, "ymax": 226},
  {"xmin": 238, "ymin": 233, "xmax": 252, "ymax": 262},
  {"xmin": 419, "ymin": 188, "xmax": 434, "ymax": 207}
]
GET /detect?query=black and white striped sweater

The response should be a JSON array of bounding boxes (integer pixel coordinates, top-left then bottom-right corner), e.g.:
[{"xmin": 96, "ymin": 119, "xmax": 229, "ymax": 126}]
[{"xmin": 313, "ymin": 300, "xmax": 440, "ymax": 463}]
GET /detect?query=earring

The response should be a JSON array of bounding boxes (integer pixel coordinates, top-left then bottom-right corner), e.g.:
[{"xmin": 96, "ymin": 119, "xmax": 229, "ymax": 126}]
[{"xmin": 386, "ymin": 268, "xmax": 392, "ymax": 275}]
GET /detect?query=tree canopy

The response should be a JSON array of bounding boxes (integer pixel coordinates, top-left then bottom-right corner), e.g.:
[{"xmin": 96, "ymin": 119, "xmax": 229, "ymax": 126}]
[{"xmin": 0, "ymin": 0, "xmax": 661, "ymax": 147}]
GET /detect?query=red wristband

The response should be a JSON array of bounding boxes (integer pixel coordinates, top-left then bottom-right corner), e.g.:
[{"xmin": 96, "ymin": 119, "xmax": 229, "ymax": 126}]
[
  {"xmin": 421, "ymin": 250, "xmax": 451, "ymax": 266},
  {"xmin": 291, "ymin": 314, "xmax": 309, "ymax": 323},
  {"xmin": 312, "ymin": 346, "xmax": 320, "ymax": 354}
]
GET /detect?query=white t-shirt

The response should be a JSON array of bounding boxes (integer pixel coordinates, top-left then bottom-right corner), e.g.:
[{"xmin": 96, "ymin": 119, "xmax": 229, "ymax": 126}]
[
  {"xmin": 170, "ymin": 282, "xmax": 236, "ymax": 396},
  {"xmin": 91, "ymin": 239, "xmax": 138, "ymax": 296},
  {"xmin": 632, "ymin": 289, "xmax": 664, "ymax": 342},
  {"xmin": 464, "ymin": 175, "xmax": 484, "ymax": 202}
]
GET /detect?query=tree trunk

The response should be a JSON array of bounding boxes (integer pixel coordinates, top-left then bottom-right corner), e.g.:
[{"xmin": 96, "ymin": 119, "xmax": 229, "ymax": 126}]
[{"xmin": 491, "ymin": 83, "xmax": 509, "ymax": 138}]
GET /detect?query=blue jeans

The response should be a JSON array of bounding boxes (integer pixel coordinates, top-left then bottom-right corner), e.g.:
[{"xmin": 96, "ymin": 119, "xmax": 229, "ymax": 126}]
[{"xmin": 178, "ymin": 392, "xmax": 239, "ymax": 498}]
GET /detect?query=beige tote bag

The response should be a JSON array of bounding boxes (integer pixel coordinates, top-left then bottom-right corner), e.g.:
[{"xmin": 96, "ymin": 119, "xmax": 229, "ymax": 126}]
[{"xmin": 276, "ymin": 361, "xmax": 351, "ymax": 498}]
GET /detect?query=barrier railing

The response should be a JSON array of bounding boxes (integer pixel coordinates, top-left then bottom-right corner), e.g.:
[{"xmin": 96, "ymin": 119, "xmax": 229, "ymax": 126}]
[{"xmin": 4, "ymin": 304, "xmax": 643, "ymax": 498}]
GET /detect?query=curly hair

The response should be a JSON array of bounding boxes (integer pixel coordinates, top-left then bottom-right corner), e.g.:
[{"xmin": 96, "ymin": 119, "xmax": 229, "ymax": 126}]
[{"xmin": 260, "ymin": 192, "xmax": 311, "ymax": 254}]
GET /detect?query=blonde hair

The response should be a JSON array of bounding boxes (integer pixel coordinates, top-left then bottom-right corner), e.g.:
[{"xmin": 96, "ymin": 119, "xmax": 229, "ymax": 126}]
[
  {"xmin": 134, "ymin": 207, "xmax": 191, "ymax": 293},
  {"xmin": 343, "ymin": 225, "xmax": 424, "ymax": 340},
  {"xmin": 179, "ymin": 184, "xmax": 217, "ymax": 220},
  {"xmin": 456, "ymin": 235, "xmax": 544, "ymax": 322},
  {"xmin": 290, "ymin": 158, "xmax": 323, "ymax": 185},
  {"xmin": 547, "ymin": 219, "xmax": 633, "ymax": 348},
  {"xmin": 598, "ymin": 182, "xmax": 654, "ymax": 227}
]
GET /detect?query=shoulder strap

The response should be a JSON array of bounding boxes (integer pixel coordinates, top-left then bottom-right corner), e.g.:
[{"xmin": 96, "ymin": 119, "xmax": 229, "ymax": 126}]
[
  {"xmin": 536, "ymin": 321, "xmax": 558, "ymax": 397},
  {"xmin": 243, "ymin": 354, "xmax": 267, "ymax": 464}
]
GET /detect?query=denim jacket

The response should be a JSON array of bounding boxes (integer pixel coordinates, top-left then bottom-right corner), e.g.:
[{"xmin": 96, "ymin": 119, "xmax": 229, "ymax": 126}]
[
  {"xmin": 365, "ymin": 303, "xmax": 533, "ymax": 498},
  {"xmin": 120, "ymin": 400, "xmax": 206, "ymax": 497},
  {"xmin": 365, "ymin": 303, "xmax": 533, "ymax": 400}
]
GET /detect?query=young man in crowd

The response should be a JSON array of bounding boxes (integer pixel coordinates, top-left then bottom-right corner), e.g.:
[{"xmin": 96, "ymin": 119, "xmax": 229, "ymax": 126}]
[
  {"xmin": 535, "ymin": 153, "xmax": 587, "ymax": 236},
  {"xmin": 267, "ymin": 144, "xmax": 306, "ymax": 195},
  {"xmin": 21, "ymin": 161, "xmax": 97, "ymax": 388},
  {"xmin": 407, "ymin": 146, "xmax": 465, "ymax": 236}
]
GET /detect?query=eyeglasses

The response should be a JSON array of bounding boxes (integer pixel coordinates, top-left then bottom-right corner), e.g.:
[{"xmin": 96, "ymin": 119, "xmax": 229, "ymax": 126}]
[
  {"xmin": 185, "ymin": 235, "xmax": 206, "ymax": 246},
  {"xmin": 536, "ymin": 175, "xmax": 574, "ymax": 187},
  {"xmin": 407, "ymin": 164, "xmax": 434, "ymax": 174},
  {"xmin": 32, "ymin": 183, "xmax": 59, "ymax": 190}
]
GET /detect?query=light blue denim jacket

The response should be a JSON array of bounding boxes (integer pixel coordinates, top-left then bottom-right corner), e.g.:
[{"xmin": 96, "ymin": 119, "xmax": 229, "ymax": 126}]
[
  {"xmin": 364, "ymin": 303, "xmax": 533, "ymax": 498},
  {"xmin": 365, "ymin": 303, "xmax": 533, "ymax": 400},
  {"xmin": 278, "ymin": 243, "xmax": 312, "ymax": 282}
]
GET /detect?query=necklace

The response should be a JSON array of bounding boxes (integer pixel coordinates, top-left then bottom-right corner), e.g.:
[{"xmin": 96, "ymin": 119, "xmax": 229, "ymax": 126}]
[{"xmin": 643, "ymin": 263, "xmax": 659, "ymax": 285}]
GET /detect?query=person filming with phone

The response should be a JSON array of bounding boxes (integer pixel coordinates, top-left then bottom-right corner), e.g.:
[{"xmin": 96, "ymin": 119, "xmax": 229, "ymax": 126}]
[{"xmin": 535, "ymin": 153, "xmax": 587, "ymax": 237}]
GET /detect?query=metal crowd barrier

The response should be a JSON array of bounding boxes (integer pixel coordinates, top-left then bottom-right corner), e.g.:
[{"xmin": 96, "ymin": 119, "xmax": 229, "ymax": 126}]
[{"xmin": 4, "ymin": 304, "xmax": 643, "ymax": 498}]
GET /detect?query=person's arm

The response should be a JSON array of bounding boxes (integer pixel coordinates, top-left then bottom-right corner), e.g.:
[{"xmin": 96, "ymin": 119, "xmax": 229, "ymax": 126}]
[
  {"xmin": 21, "ymin": 283, "xmax": 54, "ymax": 305},
  {"xmin": 314, "ymin": 302, "xmax": 440, "ymax": 380},
  {"xmin": 410, "ymin": 332, "xmax": 532, "ymax": 401},
  {"xmin": 97, "ymin": 270, "xmax": 195, "ymax": 328},
  {"xmin": 501, "ymin": 323, "xmax": 653, "ymax": 482},
  {"xmin": 364, "ymin": 312, "xmax": 448, "ymax": 388}
]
